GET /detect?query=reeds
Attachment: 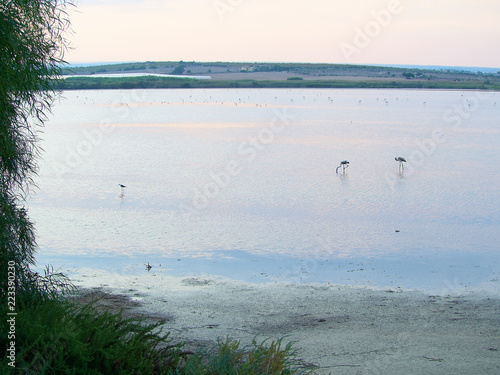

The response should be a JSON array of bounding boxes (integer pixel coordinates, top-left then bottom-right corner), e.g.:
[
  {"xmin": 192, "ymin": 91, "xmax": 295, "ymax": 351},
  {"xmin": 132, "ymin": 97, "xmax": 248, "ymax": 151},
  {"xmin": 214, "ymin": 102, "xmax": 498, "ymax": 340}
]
[{"xmin": 180, "ymin": 337, "xmax": 313, "ymax": 375}]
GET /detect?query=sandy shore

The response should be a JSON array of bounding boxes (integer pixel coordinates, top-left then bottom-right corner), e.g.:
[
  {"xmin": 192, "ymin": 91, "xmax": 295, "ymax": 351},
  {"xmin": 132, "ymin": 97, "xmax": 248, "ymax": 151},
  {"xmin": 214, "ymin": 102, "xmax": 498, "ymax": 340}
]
[{"xmin": 70, "ymin": 269, "xmax": 500, "ymax": 374}]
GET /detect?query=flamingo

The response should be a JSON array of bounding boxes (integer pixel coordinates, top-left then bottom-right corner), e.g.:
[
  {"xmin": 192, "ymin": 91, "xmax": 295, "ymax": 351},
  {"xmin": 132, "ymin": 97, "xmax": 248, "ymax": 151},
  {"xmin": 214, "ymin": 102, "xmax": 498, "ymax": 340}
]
[
  {"xmin": 395, "ymin": 157, "xmax": 406, "ymax": 172},
  {"xmin": 336, "ymin": 160, "xmax": 349, "ymax": 174}
]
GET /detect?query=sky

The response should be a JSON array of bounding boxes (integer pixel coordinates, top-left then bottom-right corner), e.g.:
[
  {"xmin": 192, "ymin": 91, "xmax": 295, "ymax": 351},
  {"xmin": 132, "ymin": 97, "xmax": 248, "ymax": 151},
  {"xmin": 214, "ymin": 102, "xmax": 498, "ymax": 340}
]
[{"xmin": 66, "ymin": 0, "xmax": 500, "ymax": 67}]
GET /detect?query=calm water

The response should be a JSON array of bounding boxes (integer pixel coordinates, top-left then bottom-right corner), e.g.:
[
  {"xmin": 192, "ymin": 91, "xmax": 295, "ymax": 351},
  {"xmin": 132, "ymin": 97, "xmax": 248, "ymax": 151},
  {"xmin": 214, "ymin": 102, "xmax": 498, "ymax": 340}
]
[{"xmin": 29, "ymin": 88, "xmax": 500, "ymax": 291}]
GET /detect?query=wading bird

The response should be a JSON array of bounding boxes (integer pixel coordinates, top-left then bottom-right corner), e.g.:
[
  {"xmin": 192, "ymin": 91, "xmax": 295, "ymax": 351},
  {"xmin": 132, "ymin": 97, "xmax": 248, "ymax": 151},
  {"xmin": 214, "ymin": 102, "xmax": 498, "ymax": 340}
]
[
  {"xmin": 395, "ymin": 157, "xmax": 406, "ymax": 172},
  {"xmin": 118, "ymin": 184, "xmax": 126, "ymax": 196},
  {"xmin": 336, "ymin": 160, "xmax": 349, "ymax": 174}
]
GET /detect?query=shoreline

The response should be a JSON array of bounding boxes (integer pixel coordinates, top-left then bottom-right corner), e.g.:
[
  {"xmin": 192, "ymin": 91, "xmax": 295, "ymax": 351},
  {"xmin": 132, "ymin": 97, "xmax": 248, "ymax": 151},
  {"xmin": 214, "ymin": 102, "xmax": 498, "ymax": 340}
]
[
  {"xmin": 35, "ymin": 250, "xmax": 500, "ymax": 297},
  {"xmin": 56, "ymin": 76, "xmax": 500, "ymax": 91},
  {"xmin": 69, "ymin": 269, "xmax": 500, "ymax": 375}
]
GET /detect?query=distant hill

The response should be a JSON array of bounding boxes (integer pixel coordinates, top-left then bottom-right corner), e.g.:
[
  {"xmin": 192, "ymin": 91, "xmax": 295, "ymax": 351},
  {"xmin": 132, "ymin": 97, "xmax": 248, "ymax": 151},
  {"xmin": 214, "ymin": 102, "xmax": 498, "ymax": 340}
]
[
  {"xmin": 65, "ymin": 61, "xmax": 500, "ymax": 74},
  {"xmin": 371, "ymin": 64, "xmax": 500, "ymax": 74},
  {"xmin": 58, "ymin": 61, "xmax": 500, "ymax": 91}
]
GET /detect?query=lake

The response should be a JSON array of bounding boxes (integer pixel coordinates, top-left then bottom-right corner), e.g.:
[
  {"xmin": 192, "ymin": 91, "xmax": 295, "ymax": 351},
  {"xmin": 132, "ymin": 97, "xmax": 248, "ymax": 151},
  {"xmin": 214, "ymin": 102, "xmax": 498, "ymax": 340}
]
[{"xmin": 29, "ymin": 88, "xmax": 500, "ymax": 293}]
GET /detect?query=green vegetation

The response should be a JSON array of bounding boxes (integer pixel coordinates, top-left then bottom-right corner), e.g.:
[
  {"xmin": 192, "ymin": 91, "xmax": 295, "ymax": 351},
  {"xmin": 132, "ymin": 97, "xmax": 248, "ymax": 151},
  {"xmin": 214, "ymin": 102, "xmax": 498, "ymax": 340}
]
[
  {"xmin": 0, "ymin": 0, "xmax": 72, "ymax": 300},
  {"xmin": 56, "ymin": 76, "xmax": 200, "ymax": 90},
  {"xmin": 183, "ymin": 337, "xmax": 302, "ymax": 375},
  {"xmin": 171, "ymin": 64, "xmax": 186, "ymax": 75},
  {"xmin": 55, "ymin": 75, "xmax": 500, "ymax": 91},
  {"xmin": 1, "ymin": 291, "xmax": 181, "ymax": 374}
]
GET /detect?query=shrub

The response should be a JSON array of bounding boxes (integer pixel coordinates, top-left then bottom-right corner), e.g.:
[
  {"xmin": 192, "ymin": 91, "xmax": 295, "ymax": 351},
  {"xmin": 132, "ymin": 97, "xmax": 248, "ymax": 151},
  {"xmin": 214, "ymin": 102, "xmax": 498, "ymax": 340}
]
[{"xmin": 0, "ymin": 295, "xmax": 185, "ymax": 374}]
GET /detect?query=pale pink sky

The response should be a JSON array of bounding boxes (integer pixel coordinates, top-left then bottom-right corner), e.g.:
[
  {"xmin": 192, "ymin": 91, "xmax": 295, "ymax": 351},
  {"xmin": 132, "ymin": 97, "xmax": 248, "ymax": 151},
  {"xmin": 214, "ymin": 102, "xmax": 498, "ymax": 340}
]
[{"xmin": 67, "ymin": 0, "xmax": 500, "ymax": 67}]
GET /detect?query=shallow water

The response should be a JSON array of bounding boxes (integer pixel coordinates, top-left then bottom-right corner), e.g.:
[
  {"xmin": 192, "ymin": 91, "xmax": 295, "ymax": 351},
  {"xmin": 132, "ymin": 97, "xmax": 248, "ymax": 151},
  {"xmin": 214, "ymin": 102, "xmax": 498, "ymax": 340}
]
[{"xmin": 29, "ymin": 88, "xmax": 500, "ymax": 291}]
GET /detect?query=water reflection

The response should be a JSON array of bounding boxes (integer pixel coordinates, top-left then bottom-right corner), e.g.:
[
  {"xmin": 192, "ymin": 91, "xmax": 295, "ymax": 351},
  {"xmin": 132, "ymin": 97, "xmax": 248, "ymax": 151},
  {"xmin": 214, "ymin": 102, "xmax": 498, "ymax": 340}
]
[{"xmin": 338, "ymin": 172, "xmax": 349, "ymax": 187}]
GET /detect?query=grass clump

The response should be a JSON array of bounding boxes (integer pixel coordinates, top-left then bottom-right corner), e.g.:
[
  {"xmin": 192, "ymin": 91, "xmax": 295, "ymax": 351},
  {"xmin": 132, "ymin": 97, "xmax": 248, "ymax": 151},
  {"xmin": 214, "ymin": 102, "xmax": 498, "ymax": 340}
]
[{"xmin": 181, "ymin": 337, "xmax": 313, "ymax": 375}]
